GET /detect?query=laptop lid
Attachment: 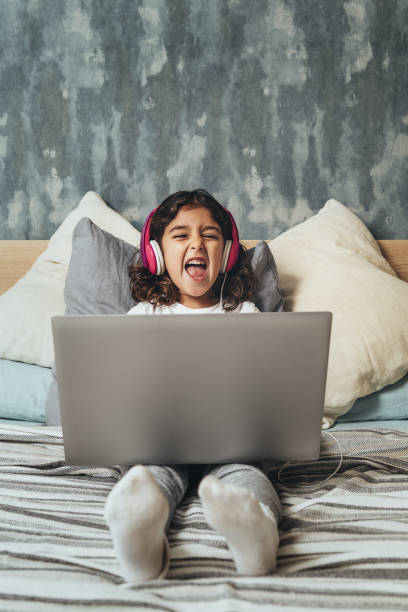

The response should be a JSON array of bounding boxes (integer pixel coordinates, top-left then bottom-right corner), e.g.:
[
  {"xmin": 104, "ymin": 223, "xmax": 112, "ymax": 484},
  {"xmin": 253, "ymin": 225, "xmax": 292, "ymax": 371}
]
[{"xmin": 51, "ymin": 312, "xmax": 332, "ymax": 466}]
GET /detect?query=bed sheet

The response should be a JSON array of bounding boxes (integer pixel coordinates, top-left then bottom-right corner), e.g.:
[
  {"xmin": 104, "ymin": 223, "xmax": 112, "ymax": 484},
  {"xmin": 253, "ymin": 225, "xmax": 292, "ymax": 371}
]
[
  {"xmin": 2, "ymin": 416, "xmax": 408, "ymax": 431},
  {"xmin": 1, "ymin": 422, "xmax": 408, "ymax": 610}
]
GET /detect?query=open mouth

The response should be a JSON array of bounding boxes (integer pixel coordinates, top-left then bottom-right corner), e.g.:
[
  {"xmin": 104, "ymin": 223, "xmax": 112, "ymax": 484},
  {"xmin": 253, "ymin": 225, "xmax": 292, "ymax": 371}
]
[{"xmin": 184, "ymin": 261, "xmax": 208, "ymax": 281}]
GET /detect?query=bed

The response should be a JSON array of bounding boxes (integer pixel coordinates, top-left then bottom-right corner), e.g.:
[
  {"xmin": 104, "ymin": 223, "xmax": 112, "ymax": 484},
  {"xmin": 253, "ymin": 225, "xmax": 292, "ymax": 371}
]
[{"xmin": 1, "ymin": 235, "xmax": 408, "ymax": 611}]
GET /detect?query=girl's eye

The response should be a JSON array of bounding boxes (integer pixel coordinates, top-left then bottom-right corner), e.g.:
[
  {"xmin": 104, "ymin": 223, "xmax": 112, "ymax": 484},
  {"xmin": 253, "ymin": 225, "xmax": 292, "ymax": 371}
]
[{"xmin": 173, "ymin": 234, "xmax": 218, "ymax": 239}]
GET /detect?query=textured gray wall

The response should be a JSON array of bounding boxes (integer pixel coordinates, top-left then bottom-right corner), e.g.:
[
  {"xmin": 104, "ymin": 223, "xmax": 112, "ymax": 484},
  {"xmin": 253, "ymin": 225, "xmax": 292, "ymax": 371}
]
[{"xmin": 1, "ymin": 0, "xmax": 407, "ymax": 240}]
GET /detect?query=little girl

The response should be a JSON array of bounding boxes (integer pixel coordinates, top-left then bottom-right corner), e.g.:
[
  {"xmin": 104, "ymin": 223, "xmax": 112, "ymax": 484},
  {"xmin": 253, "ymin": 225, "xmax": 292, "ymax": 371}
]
[{"xmin": 104, "ymin": 189, "xmax": 281, "ymax": 583}]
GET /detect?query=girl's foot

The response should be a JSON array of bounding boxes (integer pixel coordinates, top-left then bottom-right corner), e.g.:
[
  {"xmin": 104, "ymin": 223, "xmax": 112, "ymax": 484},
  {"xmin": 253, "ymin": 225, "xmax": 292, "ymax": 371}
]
[
  {"xmin": 104, "ymin": 465, "xmax": 170, "ymax": 583},
  {"xmin": 198, "ymin": 475, "xmax": 279, "ymax": 575}
]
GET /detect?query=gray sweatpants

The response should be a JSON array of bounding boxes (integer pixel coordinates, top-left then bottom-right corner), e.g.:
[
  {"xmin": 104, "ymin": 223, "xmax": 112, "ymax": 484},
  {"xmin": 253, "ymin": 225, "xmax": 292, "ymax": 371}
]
[{"xmin": 123, "ymin": 463, "xmax": 282, "ymax": 533}]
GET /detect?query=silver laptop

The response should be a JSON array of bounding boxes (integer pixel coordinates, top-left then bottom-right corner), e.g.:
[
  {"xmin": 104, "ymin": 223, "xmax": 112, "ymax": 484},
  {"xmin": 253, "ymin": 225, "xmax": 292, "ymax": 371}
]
[{"xmin": 51, "ymin": 312, "xmax": 332, "ymax": 466}]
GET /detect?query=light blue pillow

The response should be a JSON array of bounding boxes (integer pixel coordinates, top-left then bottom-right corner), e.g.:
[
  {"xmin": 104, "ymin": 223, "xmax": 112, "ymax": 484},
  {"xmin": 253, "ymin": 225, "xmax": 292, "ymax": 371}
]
[
  {"xmin": 0, "ymin": 359, "xmax": 52, "ymax": 422},
  {"xmin": 337, "ymin": 372, "xmax": 408, "ymax": 423}
]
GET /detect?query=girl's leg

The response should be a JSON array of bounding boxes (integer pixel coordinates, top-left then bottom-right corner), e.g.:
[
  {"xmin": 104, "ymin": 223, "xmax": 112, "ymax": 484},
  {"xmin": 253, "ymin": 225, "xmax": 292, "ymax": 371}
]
[
  {"xmin": 144, "ymin": 464, "xmax": 190, "ymax": 533},
  {"xmin": 198, "ymin": 463, "xmax": 280, "ymax": 576},
  {"xmin": 202, "ymin": 463, "xmax": 281, "ymax": 524},
  {"xmin": 104, "ymin": 464, "xmax": 189, "ymax": 583}
]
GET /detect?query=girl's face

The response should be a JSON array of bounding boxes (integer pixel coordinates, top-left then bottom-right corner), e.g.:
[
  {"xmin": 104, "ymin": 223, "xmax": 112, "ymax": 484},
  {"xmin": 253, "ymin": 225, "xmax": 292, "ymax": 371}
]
[{"xmin": 161, "ymin": 205, "xmax": 225, "ymax": 308}]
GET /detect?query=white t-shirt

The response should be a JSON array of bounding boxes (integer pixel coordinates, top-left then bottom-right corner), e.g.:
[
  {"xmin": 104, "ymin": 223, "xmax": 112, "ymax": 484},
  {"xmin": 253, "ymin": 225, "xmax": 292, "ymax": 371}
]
[{"xmin": 127, "ymin": 300, "xmax": 260, "ymax": 315}]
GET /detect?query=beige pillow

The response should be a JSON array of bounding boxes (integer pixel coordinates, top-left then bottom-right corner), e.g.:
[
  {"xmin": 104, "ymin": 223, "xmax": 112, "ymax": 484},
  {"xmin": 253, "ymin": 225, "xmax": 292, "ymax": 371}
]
[
  {"xmin": 269, "ymin": 199, "xmax": 408, "ymax": 428},
  {"xmin": 0, "ymin": 192, "xmax": 141, "ymax": 367}
]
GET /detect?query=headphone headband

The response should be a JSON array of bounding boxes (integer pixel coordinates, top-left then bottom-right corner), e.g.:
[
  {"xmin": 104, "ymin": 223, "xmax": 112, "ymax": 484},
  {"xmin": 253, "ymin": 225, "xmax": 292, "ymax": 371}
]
[{"xmin": 140, "ymin": 203, "xmax": 240, "ymax": 275}]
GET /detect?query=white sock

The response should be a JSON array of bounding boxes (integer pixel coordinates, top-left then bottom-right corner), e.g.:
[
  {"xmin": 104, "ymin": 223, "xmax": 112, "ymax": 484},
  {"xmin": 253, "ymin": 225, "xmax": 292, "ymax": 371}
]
[
  {"xmin": 198, "ymin": 475, "xmax": 279, "ymax": 576},
  {"xmin": 104, "ymin": 465, "xmax": 170, "ymax": 583}
]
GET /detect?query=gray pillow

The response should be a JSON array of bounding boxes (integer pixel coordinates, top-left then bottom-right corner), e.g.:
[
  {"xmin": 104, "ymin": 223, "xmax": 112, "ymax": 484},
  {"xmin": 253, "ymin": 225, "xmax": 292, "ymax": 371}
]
[
  {"xmin": 45, "ymin": 218, "xmax": 141, "ymax": 425},
  {"xmin": 45, "ymin": 218, "xmax": 283, "ymax": 425},
  {"xmin": 250, "ymin": 241, "xmax": 284, "ymax": 313}
]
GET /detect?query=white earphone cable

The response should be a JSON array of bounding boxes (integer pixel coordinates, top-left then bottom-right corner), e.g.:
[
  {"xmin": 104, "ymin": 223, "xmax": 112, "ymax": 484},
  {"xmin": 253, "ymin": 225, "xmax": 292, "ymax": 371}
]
[
  {"xmin": 217, "ymin": 255, "xmax": 342, "ymax": 489},
  {"xmin": 219, "ymin": 271, "xmax": 228, "ymax": 310},
  {"xmin": 276, "ymin": 431, "xmax": 343, "ymax": 488}
]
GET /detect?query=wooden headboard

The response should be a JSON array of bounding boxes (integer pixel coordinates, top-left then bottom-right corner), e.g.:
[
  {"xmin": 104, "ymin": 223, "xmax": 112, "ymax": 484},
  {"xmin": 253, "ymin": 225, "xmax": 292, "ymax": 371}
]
[{"xmin": 0, "ymin": 239, "xmax": 407, "ymax": 296}]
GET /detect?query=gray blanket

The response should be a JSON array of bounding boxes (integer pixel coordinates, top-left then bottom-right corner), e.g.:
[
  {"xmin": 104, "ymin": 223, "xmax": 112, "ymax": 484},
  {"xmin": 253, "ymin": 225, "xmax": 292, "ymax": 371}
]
[{"xmin": 1, "ymin": 424, "xmax": 408, "ymax": 610}]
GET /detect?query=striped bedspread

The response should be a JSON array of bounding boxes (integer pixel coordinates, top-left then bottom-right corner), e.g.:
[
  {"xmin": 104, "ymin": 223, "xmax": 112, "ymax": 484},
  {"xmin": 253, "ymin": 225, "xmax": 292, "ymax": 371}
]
[{"xmin": 1, "ymin": 424, "xmax": 408, "ymax": 610}]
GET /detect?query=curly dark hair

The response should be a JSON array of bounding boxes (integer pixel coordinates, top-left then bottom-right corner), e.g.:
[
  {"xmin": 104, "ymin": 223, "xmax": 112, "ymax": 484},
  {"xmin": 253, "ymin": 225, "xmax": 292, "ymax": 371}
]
[{"xmin": 128, "ymin": 189, "xmax": 258, "ymax": 312}]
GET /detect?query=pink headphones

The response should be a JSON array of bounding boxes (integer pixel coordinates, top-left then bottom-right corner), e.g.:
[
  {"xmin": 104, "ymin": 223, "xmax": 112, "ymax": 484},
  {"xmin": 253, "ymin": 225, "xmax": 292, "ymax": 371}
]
[{"xmin": 140, "ymin": 205, "xmax": 240, "ymax": 275}]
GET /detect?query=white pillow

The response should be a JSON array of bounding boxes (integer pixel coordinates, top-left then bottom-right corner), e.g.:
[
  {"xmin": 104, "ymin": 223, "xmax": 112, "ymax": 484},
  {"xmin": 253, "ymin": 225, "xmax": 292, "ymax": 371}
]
[
  {"xmin": 269, "ymin": 199, "xmax": 408, "ymax": 428},
  {"xmin": 0, "ymin": 192, "xmax": 141, "ymax": 367}
]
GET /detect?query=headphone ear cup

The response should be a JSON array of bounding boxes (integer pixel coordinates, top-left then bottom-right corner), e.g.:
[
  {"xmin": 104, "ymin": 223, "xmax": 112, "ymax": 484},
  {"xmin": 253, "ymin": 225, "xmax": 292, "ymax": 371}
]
[
  {"xmin": 224, "ymin": 211, "xmax": 240, "ymax": 272},
  {"xmin": 221, "ymin": 240, "xmax": 232, "ymax": 274},
  {"xmin": 150, "ymin": 240, "xmax": 165, "ymax": 275}
]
